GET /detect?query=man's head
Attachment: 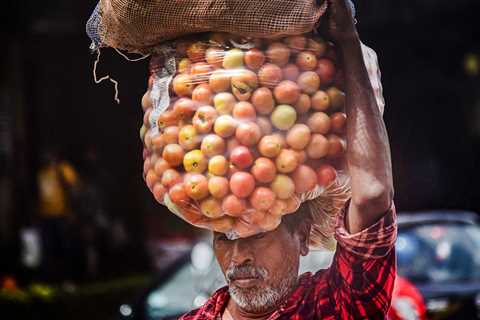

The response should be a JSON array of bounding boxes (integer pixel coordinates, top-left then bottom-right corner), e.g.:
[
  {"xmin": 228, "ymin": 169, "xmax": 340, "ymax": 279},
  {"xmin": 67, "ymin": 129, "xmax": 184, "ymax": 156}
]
[{"xmin": 213, "ymin": 203, "xmax": 312, "ymax": 313}]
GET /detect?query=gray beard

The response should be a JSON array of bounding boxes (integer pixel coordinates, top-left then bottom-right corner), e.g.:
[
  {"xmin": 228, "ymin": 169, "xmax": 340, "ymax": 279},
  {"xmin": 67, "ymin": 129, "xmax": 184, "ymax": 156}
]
[{"xmin": 227, "ymin": 266, "xmax": 298, "ymax": 314}]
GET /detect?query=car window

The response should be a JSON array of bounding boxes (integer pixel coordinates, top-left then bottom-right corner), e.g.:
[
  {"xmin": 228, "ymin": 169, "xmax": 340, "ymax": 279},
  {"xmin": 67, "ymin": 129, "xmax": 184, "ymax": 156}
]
[{"xmin": 396, "ymin": 223, "xmax": 480, "ymax": 284}]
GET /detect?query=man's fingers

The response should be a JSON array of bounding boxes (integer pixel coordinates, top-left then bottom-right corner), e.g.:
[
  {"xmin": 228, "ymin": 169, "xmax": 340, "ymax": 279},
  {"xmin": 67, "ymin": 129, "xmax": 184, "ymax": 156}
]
[
  {"xmin": 327, "ymin": 0, "xmax": 355, "ymax": 23},
  {"xmin": 327, "ymin": 0, "xmax": 349, "ymax": 11}
]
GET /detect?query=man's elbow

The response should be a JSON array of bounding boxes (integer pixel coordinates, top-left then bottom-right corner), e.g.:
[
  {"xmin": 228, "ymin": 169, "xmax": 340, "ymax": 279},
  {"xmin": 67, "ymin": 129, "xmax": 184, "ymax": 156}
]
[{"xmin": 352, "ymin": 183, "xmax": 394, "ymax": 216}]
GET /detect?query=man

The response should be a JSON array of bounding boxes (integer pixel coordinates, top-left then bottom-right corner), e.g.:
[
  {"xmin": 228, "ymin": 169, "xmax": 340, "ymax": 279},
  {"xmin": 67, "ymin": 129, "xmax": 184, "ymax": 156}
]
[
  {"xmin": 36, "ymin": 150, "xmax": 80, "ymax": 282},
  {"xmin": 181, "ymin": 0, "xmax": 396, "ymax": 318}
]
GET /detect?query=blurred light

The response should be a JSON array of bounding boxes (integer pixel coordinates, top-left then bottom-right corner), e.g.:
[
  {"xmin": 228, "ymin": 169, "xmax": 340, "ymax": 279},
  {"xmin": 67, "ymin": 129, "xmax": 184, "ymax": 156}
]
[
  {"xmin": 426, "ymin": 298, "xmax": 449, "ymax": 312},
  {"xmin": 436, "ymin": 241, "xmax": 451, "ymax": 260},
  {"xmin": 61, "ymin": 281, "xmax": 76, "ymax": 293},
  {"xmin": 464, "ymin": 53, "xmax": 479, "ymax": 77},
  {"xmin": 30, "ymin": 283, "xmax": 55, "ymax": 299},
  {"xmin": 20, "ymin": 228, "xmax": 41, "ymax": 268},
  {"xmin": 119, "ymin": 304, "xmax": 132, "ymax": 317},
  {"xmin": 396, "ymin": 234, "xmax": 419, "ymax": 266},
  {"xmin": 397, "ymin": 236, "xmax": 407, "ymax": 251},
  {"xmin": 476, "ymin": 293, "xmax": 480, "ymax": 319},
  {"xmin": 193, "ymin": 294, "xmax": 208, "ymax": 308},
  {"xmin": 1, "ymin": 276, "xmax": 17, "ymax": 291},
  {"xmin": 430, "ymin": 226, "xmax": 445, "ymax": 240},
  {"xmin": 147, "ymin": 292, "xmax": 168, "ymax": 308},
  {"xmin": 191, "ymin": 242, "xmax": 214, "ymax": 272},
  {"xmin": 392, "ymin": 297, "xmax": 419, "ymax": 320}
]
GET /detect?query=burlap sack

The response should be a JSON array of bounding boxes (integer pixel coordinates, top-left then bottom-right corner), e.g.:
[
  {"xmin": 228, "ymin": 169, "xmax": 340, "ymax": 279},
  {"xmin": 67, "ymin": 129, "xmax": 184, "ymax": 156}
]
[{"xmin": 87, "ymin": 0, "xmax": 328, "ymax": 53}]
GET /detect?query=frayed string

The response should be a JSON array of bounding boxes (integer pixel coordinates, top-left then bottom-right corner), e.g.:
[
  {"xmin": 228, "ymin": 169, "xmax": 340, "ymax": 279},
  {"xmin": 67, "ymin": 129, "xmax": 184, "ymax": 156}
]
[
  {"xmin": 91, "ymin": 48, "xmax": 149, "ymax": 104},
  {"xmin": 92, "ymin": 48, "xmax": 120, "ymax": 104},
  {"xmin": 113, "ymin": 48, "xmax": 150, "ymax": 62}
]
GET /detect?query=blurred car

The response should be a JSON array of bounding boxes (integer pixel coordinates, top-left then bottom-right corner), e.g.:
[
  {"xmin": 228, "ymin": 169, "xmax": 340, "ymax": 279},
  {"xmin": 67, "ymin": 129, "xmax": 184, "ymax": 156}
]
[
  {"xmin": 119, "ymin": 210, "xmax": 480, "ymax": 320},
  {"xmin": 396, "ymin": 211, "xmax": 480, "ymax": 319}
]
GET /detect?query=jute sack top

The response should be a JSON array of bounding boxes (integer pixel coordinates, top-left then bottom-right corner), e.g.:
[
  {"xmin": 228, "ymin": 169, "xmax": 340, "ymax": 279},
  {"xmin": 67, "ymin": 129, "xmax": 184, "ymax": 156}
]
[{"xmin": 87, "ymin": 0, "xmax": 328, "ymax": 54}]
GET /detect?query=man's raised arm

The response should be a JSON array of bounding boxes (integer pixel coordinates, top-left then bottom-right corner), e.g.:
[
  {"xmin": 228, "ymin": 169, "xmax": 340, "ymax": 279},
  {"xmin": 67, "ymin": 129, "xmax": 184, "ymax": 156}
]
[{"xmin": 327, "ymin": 0, "xmax": 394, "ymax": 233}]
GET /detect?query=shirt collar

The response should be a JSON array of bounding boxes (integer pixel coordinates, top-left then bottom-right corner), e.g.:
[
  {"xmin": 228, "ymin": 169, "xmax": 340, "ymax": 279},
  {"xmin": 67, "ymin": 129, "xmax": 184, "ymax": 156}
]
[
  {"xmin": 200, "ymin": 273, "xmax": 313, "ymax": 319},
  {"xmin": 275, "ymin": 272, "xmax": 313, "ymax": 315},
  {"xmin": 197, "ymin": 286, "xmax": 229, "ymax": 319}
]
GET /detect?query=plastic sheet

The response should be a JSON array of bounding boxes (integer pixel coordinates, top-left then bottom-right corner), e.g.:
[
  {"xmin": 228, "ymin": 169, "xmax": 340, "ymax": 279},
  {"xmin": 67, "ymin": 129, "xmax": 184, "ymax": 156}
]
[{"xmin": 140, "ymin": 32, "xmax": 384, "ymax": 246}]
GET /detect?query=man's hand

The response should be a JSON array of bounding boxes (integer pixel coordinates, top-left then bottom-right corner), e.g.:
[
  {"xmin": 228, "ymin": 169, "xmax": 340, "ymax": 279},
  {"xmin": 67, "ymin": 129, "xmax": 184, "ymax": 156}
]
[
  {"xmin": 324, "ymin": 0, "xmax": 394, "ymax": 233},
  {"xmin": 325, "ymin": 0, "xmax": 358, "ymax": 44}
]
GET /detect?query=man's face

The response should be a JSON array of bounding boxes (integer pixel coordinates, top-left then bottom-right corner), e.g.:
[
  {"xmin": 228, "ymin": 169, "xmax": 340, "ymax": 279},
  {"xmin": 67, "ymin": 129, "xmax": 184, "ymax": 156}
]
[{"xmin": 213, "ymin": 223, "xmax": 307, "ymax": 313}]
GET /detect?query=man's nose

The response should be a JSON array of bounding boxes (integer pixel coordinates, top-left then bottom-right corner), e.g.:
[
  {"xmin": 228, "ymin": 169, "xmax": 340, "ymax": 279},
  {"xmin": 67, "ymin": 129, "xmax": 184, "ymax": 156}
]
[{"xmin": 230, "ymin": 239, "xmax": 254, "ymax": 265}]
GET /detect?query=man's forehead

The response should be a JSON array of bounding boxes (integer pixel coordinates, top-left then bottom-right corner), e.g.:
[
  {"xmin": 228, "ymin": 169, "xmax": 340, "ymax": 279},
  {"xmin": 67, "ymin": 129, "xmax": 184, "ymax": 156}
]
[{"xmin": 212, "ymin": 223, "xmax": 289, "ymax": 241}]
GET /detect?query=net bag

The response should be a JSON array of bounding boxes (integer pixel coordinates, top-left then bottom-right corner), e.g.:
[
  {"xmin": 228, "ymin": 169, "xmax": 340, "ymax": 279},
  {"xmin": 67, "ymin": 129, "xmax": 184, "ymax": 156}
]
[
  {"xmin": 87, "ymin": 0, "xmax": 329, "ymax": 54},
  {"xmin": 139, "ymin": 32, "xmax": 385, "ymax": 249}
]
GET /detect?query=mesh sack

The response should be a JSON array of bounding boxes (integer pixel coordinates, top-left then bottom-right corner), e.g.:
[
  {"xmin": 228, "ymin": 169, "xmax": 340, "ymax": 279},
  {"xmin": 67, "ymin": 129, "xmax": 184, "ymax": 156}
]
[
  {"xmin": 86, "ymin": 2, "xmax": 103, "ymax": 49},
  {"xmin": 139, "ymin": 32, "xmax": 384, "ymax": 248},
  {"xmin": 87, "ymin": 0, "xmax": 328, "ymax": 53}
]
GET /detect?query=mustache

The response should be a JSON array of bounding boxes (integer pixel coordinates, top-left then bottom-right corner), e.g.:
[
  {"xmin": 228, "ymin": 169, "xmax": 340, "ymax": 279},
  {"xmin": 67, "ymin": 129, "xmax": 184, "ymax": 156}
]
[{"xmin": 226, "ymin": 265, "xmax": 268, "ymax": 282}]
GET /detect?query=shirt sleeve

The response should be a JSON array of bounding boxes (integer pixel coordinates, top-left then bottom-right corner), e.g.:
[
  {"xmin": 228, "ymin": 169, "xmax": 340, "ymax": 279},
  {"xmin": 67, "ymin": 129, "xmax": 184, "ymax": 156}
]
[{"xmin": 323, "ymin": 201, "xmax": 397, "ymax": 319}]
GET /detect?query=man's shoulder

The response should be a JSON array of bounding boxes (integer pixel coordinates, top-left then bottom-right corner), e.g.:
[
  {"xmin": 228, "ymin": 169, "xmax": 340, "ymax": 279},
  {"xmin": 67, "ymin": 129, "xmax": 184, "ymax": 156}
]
[
  {"xmin": 178, "ymin": 307, "xmax": 203, "ymax": 320},
  {"xmin": 178, "ymin": 302, "xmax": 215, "ymax": 320},
  {"xmin": 286, "ymin": 270, "xmax": 332, "ymax": 301},
  {"xmin": 179, "ymin": 286, "xmax": 229, "ymax": 320}
]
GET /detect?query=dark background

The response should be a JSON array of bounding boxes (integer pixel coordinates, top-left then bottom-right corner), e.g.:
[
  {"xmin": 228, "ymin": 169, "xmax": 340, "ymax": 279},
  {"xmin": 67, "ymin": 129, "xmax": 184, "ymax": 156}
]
[{"xmin": 0, "ymin": 0, "xmax": 479, "ymax": 318}]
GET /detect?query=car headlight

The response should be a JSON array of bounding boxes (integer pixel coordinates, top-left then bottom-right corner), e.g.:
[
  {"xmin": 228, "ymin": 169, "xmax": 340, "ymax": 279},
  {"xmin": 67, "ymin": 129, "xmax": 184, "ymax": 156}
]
[{"xmin": 426, "ymin": 298, "xmax": 449, "ymax": 313}]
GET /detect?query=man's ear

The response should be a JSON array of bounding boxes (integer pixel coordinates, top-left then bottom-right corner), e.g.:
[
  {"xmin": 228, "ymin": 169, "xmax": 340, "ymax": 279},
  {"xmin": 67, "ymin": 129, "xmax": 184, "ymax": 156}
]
[{"xmin": 297, "ymin": 220, "xmax": 311, "ymax": 256}]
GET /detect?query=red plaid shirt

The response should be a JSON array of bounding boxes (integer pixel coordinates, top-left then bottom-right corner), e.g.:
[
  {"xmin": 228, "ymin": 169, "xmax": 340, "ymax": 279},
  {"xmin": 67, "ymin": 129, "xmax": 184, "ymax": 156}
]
[{"xmin": 180, "ymin": 203, "xmax": 397, "ymax": 320}]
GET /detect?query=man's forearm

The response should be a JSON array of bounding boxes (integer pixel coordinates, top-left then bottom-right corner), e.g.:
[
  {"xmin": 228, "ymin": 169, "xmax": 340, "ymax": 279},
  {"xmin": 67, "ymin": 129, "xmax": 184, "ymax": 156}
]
[{"xmin": 338, "ymin": 36, "xmax": 394, "ymax": 232}]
